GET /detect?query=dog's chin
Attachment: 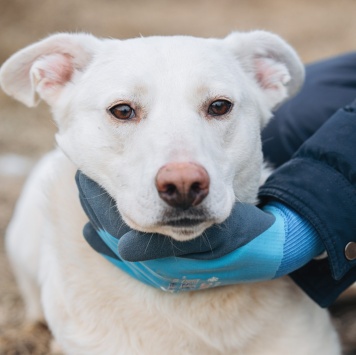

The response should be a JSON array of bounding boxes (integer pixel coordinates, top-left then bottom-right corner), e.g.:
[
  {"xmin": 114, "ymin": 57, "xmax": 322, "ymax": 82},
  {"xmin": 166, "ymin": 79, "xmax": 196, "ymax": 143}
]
[
  {"xmin": 156, "ymin": 220, "xmax": 214, "ymax": 241},
  {"xmin": 121, "ymin": 213, "xmax": 215, "ymax": 241}
]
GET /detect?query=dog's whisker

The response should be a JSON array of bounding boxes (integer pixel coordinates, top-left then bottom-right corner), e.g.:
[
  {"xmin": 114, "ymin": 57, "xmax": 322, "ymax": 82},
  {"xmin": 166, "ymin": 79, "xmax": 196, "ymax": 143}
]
[
  {"xmin": 107, "ymin": 197, "xmax": 116, "ymax": 226},
  {"xmin": 202, "ymin": 232, "xmax": 214, "ymax": 256},
  {"xmin": 168, "ymin": 237, "xmax": 178, "ymax": 261},
  {"xmin": 234, "ymin": 195, "xmax": 248, "ymax": 206},
  {"xmin": 82, "ymin": 191, "xmax": 110, "ymax": 200},
  {"xmin": 214, "ymin": 221, "xmax": 229, "ymax": 232},
  {"xmin": 170, "ymin": 242, "xmax": 186, "ymax": 254},
  {"xmin": 261, "ymin": 136, "xmax": 275, "ymax": 145},
  {"xmin": 109, "ymin": 204, "xmax": 117, "ymax": 211},
  {"xmin": 144, "ymin": 233, "xmax": 154, "ymax": 254},
  {"xmin": 115, "ymin": 220, "xmax": 128, "ymax": 236}
]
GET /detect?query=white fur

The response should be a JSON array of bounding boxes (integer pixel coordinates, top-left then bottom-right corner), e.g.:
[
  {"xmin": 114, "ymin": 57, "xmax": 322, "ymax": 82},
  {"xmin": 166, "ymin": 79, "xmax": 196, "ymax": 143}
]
[{"xmin": 1, "ymin": 32, "xmax": 340, "ymax": 354}]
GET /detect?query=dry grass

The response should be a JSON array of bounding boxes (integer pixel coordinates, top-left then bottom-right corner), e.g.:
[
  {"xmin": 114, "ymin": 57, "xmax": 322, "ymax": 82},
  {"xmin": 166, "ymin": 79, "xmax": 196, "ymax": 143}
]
[{"xmin": 0, "ymin": 0, "xmax": 355, "ymax": 353}]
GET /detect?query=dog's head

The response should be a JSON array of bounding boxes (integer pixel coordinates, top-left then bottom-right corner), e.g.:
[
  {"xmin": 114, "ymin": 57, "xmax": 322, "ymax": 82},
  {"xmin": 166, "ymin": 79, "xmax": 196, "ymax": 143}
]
[{"xmin": 0, "ymin": 32, "xmax": 303, "ymax": 241}]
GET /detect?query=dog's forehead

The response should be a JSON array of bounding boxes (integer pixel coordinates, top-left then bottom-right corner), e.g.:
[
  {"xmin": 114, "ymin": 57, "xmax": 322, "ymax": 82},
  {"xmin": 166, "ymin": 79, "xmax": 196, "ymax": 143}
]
[
  {"xmin": 105, "ymin": 36, "xmax": 226, "ymax": 62},
  {"xmin": 77, "ymin": 35, "xmax": 244, "ymax": 107},
  {"xmin": 89, "ymin": 36, "xmax": 239, "ymax": 83}
]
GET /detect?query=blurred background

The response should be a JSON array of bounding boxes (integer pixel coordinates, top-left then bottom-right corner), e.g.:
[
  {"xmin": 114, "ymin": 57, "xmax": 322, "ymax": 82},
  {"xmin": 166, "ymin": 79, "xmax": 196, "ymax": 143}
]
[{"xmin": 0, "ymin": 0, "xmax": 355, "ymax": 353}]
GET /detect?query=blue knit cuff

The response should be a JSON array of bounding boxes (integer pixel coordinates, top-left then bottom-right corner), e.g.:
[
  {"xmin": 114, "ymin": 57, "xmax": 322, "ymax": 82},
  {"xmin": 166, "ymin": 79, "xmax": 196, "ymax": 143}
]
[{"xmin": 266, "ymin": 202, "xmax": 325, "ymax": 278}]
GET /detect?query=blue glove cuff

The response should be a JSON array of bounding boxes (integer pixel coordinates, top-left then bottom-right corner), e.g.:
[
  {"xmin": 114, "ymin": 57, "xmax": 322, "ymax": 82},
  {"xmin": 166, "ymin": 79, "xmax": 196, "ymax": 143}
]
[{"xmin": 263, "ymin": 202, "xmax": 325, "ymax": 278}]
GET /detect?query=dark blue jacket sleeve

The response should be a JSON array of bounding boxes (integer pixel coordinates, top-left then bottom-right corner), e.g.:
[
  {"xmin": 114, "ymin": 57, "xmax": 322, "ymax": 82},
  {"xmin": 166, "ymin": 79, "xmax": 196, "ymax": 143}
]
[
  {"xmin": 259, "ymin": 52, "xmax": 356, "ymax": 307},
  {"xmin": 262, "ymin": 52, "xmax": 356, "ymax": 167},
  {"xmin": 259, "ymin": 104, "xmax": 356, "ymax": 307}
]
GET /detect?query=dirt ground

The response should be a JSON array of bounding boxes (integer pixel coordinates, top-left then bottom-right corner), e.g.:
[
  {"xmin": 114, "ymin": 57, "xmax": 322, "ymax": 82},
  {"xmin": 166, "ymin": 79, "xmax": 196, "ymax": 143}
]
[{"xmin": 0, "ymin": 0, "xmax": 356, "ymax": 354}]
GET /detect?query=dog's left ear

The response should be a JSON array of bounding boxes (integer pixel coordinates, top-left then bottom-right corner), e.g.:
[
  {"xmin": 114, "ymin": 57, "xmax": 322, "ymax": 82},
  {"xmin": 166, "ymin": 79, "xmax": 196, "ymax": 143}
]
[
  {"xmin": 0, "ymin": 33, "xmax": 101, "ymax": 107},
  {"xmin": 224, "ymin": 31, "xmax": 304, "ymax": 114}
]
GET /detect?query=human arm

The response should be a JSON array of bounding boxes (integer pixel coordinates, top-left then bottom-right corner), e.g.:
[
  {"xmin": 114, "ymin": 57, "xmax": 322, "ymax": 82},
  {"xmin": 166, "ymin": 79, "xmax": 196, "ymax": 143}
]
[
  {"xmin": 257, "ymin": 52, "xmax": 356, "ymax": 306},
  {"xmin": 259, "ymin": 102, "xmax": 356, "ymax": 307}
]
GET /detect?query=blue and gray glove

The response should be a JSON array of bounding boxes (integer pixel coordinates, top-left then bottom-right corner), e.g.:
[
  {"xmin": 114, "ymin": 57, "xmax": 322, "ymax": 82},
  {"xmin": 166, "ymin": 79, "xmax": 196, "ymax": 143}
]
[{"xmin": 76, "ymin": 171, "xmax": 325, "ymax": 292}]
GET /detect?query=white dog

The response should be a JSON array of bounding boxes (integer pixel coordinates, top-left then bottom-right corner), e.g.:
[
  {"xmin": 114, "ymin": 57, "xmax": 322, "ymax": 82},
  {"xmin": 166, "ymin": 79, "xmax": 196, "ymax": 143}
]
[{"xmin": 0, "ymin": 31, "xmax": 341, "ymax": 354}]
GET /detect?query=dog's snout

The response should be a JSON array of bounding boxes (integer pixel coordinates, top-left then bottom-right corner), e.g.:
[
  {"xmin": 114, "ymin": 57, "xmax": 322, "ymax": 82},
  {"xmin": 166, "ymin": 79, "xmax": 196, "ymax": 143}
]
[{"xmin": 155, "ymin": 162, "xmax": 210, "ymax": 210}]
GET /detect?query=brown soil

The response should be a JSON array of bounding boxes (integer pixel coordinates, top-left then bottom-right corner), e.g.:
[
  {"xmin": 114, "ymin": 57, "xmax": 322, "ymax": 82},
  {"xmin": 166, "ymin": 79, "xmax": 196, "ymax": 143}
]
[{"xmin": 0, "ymin": 0, "xmax": 355, "ymax": 353}]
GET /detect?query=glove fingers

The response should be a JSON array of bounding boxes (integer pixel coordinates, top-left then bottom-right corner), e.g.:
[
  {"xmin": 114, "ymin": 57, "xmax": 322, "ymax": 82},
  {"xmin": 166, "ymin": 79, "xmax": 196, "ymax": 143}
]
[
  {"xmin": 83, "ymin": 222, "xmax": 121, "ymax": 260},
  {"xmin": 76, "ymin": 171, "xmax": 131, "ymax": 237},
  {"xmin": 118, "ymin": 230, "xmax": 217, "ymax": 261}
]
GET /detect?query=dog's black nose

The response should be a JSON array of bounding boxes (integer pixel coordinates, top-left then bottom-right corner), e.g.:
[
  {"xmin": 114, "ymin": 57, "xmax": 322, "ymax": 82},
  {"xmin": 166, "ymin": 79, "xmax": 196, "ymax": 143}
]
[{"xmin": 155, "ymin": 162, "xmax": 210, "ymax": 210}]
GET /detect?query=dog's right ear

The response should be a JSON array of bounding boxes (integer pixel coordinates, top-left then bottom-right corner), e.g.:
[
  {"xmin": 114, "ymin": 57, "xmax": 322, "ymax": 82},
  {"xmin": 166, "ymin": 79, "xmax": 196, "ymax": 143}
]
[{"xmin": 0, "ymin": 33, "xmax": 101, "ymax": 107}]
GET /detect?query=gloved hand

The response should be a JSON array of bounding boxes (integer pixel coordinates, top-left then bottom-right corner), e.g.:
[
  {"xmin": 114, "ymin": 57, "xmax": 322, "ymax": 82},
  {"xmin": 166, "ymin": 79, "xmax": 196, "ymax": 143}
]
[{"xmin": 76, "ymin": 171, "xmax": 325, "ymax": 292}]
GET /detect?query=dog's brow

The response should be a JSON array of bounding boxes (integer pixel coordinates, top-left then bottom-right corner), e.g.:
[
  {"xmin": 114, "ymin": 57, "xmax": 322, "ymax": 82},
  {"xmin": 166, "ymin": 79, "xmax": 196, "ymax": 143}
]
[
  {"xmin": 133, "ymin": 84, "xmax": 148, "ymax": 95},
  {"xmin": 196, "ymin": 84, "xmax": 210, "ymax": 94}
]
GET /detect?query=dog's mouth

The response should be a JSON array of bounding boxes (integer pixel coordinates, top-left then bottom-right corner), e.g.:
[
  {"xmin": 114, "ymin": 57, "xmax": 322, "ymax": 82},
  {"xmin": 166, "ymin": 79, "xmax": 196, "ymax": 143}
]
[
  {"xmin": 156, "ymin": 207, "xmax": 215, "ymax": 240},
  {"xmin": 121, "ymin": 207, "xmax": 215, "ymax": 241},
  {"xmin": 162, "ymin": 217, "xmax": 206, "ymax": 228}
]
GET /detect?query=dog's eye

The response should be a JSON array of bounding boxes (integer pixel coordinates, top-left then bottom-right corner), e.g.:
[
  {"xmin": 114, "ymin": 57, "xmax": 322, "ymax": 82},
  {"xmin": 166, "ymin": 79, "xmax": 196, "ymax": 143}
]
[
  {"xmin": 208, "ymin": 100, "xmax": 232, "ymax": 117},
  {"xmin": 109, "ymin": 104, "xmax": 135, "ymax": 120}
]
